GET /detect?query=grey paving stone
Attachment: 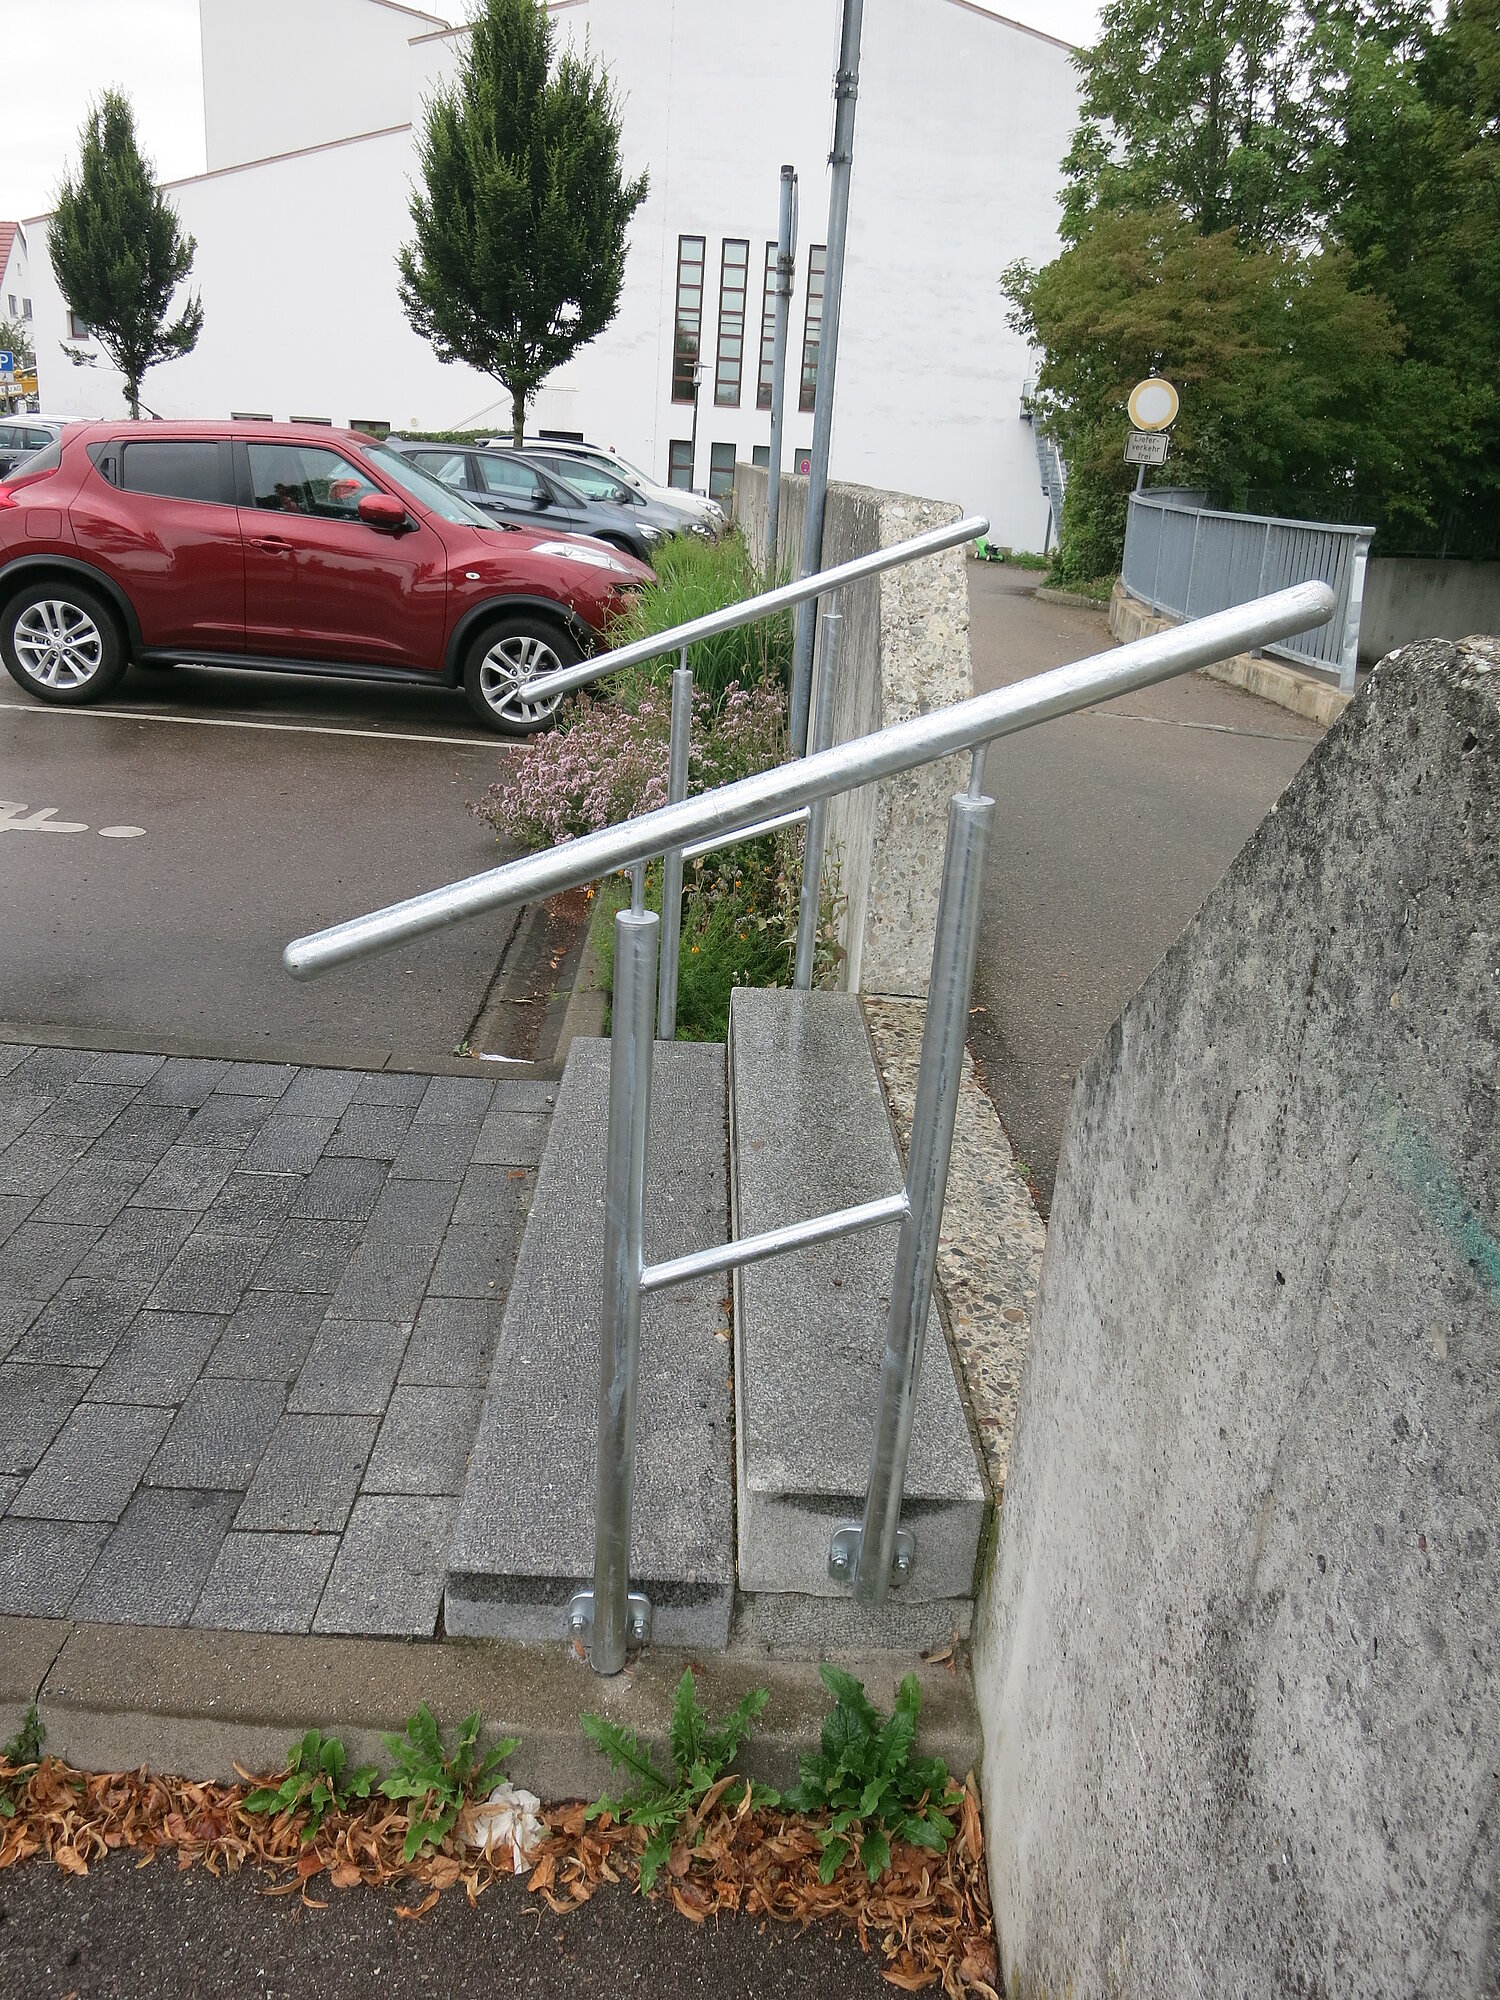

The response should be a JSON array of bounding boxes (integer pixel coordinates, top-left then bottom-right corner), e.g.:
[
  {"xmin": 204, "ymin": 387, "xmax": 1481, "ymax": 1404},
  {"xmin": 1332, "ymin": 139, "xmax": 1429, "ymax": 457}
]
[
  {"xmin": 147, "ymin": 1233, "xmax": 267, "ymax": 1314},
  {"xmin": 235, "ymin": 1413, "xmax": 376, "ymax": 1532},
  {"xmin": 216, "ymin": 1062, "xmax": 296, "ymax": 1098},
  {"xmin": 0, "ymin": 1134, "xmax": 78, "ymax": 1201},
  {"xmin": 388, "ymin": 1120, "xmax": 483, "ymax": 1182},
  {"xmin": 203, "ymin": 1171, "xmax": 304, "ymax": 1239},
  {"xmin": 181, "ymin": 1093, "xmax": 277, "ymax": 1142},
  {"xmin": 490, "ymin": 1080, "xmax": 559, "ymax": 1114},
  {"xmin": 11, "ymin": 1402, "xmax": 173, "ymax": 1521},
  {"xmin": 363, "ymin": 1386, "xmax": 482, "ymax": 1495},
  {"xmin": 325, "ymin": 1102, "xmax": 416, "ymax": 1161},
  {"xmin": 329, "ymin": 1238, "xmax": 439, "ymax": 1319},
  {"xmin": 362, "ymin": 1177, "xmax": 458, "ymax": 1247},
  {"xmin": 32, "ymin": 1156, "xmax": 151, "ymax": 1227},
  {"xmin": 204, "ymin": 1291, "xmax": 329, "ymax": 1384},
  {"xmin": 399, "ymin": 1297, "xmax": 505, "ymax": 1387},
  {"xmin": 242, "ymin": 1116, "xmax": 338, "ymax": 1175},
  {"xmin": 0, "ymin": 1517, "xmax": 109, "ymax": 1616},
  {"xmin": 0, "ymin": 1219, "xmax": 100, "ymax": 1301},
  {"xmin": 0, "ymin": 1088, "xmax": 53, "ymax": 1153},
  {"xmin": 292, "ymin": 1155, "xmax": 388, "ymax": 1223},
  {"xmin": 412, "ymin": 1075, "xmax": 494, "ymax": 1124},
  {"xmin": 470, "ymin": 1108, "xmax": 551, "ymax": 1166},
  {"xmin": 352, "ymin": 1072, "xmax": 428, "ymax": 1107},
  {"xmin": 142, "ymin": 1058, "xmax": 229, "ymax": 1107},
  {"xmin": 0, "ymin": 1361, "xmax": 94, "ymax": 1473},
  {"xmin": 426, "ymin": 1166, "xmax": 533, "ymax": 1300},
  {"xmin": 0, "ymin": 1474, "xmax": 19, "ymax": 1512},
  {"xmin": 86, "ymin": 1100, "xmax": 192, "ymax": 1165},
  {"xmin": 86, "ymin": 1311, "xmax": 224, "ymax": 1406},
  {"xmin": 77, "ymin": 1205, "xmax": 196, "ymax": 1288},
  {"xmin": 0, "ymin": 1045, "xmax": 37, "ymax": 1080},
  {"xmin": 30, "ymin": 1084, "xmax": 138, "ymax": 1147},
  {"xmin": 312, "ymin": 1495, "xmax": 456, "ymax": 1638},
  {"xmin": 70, "ymin": 1487, "xmax": 238, "ymax": 1625},
  {"xmin": 288, "ymin": 1319, "xmax": 410, "ymax": 1417},
  {"xmin": 130, "ymin": 1139, "xmax": 244, "ymax": 1211},
  {"xmin": 145, "ymin": 1378, "xmax": 286, "ymax": 1491},
  {"xmin": 12, "ymin": 1048, "xmax": 96, "ymax": 1092},
  {"xmin": 14, "ymin": 1277, "xmax": 147, "ymax": 1368},
  {"xmin": 80, "ymin": 1051, "xmax": 166, "ymax": 1086},
  {"xmin": 250, "ymin": 1216, "xmax": 363, "ymax": 1295},
  {"xmin": 0, "ymin": 1300, "xmax": 39, "ymax": 1364},
  {"xmin": 191, "ymin": 1530, "xmax": 339, "ymax": 1632},
  {"xmin": 0, "ymin": 1194, "xmax": 34, "ymax": 1248},
  {"xmin": 278, "ymin": 1069, "xmax": 362, "ymax": 1119}
]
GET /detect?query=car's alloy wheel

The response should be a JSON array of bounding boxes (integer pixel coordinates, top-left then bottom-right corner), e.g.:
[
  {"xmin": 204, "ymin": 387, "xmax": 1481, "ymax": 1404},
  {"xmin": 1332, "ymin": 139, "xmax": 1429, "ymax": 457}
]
[
  {"xmin": 477, "ymin": 632, "xmax": 567, "ymax": 727},
  {"xmin": 13, "ymin": 597, "xmax": 105, "ymax": 690}
]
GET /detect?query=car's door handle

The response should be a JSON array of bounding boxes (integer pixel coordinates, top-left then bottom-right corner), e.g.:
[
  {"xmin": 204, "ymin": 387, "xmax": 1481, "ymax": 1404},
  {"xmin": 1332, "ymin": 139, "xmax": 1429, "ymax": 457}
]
[{"xmin": 250, "ymin": 534, "xmax": 292, "ymax": 549}]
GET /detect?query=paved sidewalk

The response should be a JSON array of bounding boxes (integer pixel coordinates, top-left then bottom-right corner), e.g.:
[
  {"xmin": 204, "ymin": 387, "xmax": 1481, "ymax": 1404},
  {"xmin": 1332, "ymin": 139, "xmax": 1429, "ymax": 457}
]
[{"xmin": 0, "ymin": 1044, "xmax": 554, "ymax": 1638}]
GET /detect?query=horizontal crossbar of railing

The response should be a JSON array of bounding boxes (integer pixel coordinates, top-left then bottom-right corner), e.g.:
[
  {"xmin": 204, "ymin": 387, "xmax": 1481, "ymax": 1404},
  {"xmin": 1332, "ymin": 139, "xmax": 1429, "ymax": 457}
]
[
  {"xmin": 284, "ymin": 580, "xmax": 1336, "ymax": 980},
  {"xmin": 1128, "ymin": 492, "xmax": 1377, "ymax": 538},
  {"xmin": 639, "ymin": 1190, "xmax": 909, "ymax": 1296},
  {"xmin": 680, "ymin": 806, "xmax": 809, "ymax": 863},
  {"xmin": 519, "ymin": 513, "xmax": 988, "ymax": 705}
]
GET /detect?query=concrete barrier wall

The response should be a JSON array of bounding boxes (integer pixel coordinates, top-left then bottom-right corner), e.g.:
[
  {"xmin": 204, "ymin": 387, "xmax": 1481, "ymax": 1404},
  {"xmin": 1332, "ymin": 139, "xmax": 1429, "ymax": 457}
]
[
  {"xmin": 732, "ymin": 463, "xmax": 971, "ymax": 996},
  {"xmin": 973, "ymin": 635, "xmax": 1500, "ymax": 1996},
  {"xmin": 1360, "ymin": 557, "xmax": 1500, "ymax": 664}
]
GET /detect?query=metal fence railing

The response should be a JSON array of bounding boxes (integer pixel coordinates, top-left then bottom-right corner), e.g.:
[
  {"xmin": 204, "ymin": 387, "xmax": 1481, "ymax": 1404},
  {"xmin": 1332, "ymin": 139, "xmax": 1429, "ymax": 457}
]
[
  {"xmin": 1121, "ymin": 493, "xmax": 1373, "ymax": 694},
  {"xmin": 285, "ymin": 540, "xmax": 1334, "ymax": 1677}
]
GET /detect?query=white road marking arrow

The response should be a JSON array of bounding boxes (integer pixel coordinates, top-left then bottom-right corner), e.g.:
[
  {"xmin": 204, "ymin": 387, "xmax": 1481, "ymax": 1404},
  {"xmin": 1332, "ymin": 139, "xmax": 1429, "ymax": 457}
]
[{"xmin": 0, "ymin": 802, "xmax": 90, "ymax": 834}]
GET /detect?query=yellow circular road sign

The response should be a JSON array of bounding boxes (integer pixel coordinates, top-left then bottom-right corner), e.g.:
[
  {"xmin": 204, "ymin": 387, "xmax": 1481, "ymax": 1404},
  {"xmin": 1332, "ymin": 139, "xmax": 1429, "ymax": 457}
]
[{"xmin": 1127, "ymin": 377, "xmax": 1179, "ymax": 432}]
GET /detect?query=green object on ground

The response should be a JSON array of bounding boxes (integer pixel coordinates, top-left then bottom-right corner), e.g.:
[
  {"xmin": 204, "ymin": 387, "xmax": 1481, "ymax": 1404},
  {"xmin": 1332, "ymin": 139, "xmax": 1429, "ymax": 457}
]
[
  {"xmin": 243, "ymin": 1728, "xmax": 378, "ymax": 1845},
  {"xmin": 380, "ymin": 1703, "xmax": 518, "ymax": 1863}
]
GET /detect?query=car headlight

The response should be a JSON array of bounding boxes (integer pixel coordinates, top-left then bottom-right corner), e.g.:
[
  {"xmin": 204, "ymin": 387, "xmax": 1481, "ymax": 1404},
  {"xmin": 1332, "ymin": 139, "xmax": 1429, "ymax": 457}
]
[
  {"xmin": 531, "ymin": 538, "xmax": 633, "ymax": 573},
  {"xmin": 639, "ymin": 523, "xmax": 664, "ymax": 543}
]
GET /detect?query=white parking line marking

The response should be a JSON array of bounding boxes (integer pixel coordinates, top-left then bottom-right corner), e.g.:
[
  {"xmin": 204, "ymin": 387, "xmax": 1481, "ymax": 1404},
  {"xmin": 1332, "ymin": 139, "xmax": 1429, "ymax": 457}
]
[
  {"xmin": 0, "ymin": 701, "xmax": 498, "ymax": 750},
  {"xmin": 0, "ymin": 802, "xmax": 89, "ymax": 834},
  {"xmin": 99, "ymin": 825, "xmax": 147, "ymax": 839}
]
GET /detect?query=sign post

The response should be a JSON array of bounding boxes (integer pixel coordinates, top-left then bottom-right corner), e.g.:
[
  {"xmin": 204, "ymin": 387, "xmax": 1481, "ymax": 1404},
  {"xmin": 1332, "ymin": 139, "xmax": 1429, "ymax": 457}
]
[{"xmin": 1125, "ymin": 376, "xmax": 1178, "ymax": 490}]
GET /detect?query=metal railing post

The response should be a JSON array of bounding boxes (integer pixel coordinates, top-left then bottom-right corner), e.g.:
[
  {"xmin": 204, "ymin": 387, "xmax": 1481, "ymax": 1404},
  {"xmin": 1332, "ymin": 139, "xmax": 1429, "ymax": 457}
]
[
  {"xmin": 657, "ymin": 653, "xmax": 693, "ymax": 1038},
  {"xmin": 852, "ymin": 746, "xmax": 994, "ymax": 1603},
  {"xmin": 581, "ymin": 890, "xmax": 659, "ymax": 1673},
  {"xmin": 794, "ymin": 599, "xmax": 841, "ymax": 987},
  {"xmin": 765, "ymin": 165, "xmax": 797, "ymax": 575}
]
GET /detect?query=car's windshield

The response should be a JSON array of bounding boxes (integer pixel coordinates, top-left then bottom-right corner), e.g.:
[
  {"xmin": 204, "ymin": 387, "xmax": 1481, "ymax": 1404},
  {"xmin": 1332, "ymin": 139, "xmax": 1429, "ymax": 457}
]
[
  {"xmin": 546, "ymin": 458, "xmax": 634, "ymax": 505},
  {"xmin": 546, "ymin": 468, "xmax": 594, "ymax": 507},
  {"xmin": 364, "ymin": 442, "xmax": 492, "ymax": 526}
]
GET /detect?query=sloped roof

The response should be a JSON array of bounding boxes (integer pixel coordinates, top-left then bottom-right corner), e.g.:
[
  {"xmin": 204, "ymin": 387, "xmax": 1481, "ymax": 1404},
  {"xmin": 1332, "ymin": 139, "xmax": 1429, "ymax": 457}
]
[{"xmin": 0, "ymin": 224, "xmax": 17, "ymax": 285}]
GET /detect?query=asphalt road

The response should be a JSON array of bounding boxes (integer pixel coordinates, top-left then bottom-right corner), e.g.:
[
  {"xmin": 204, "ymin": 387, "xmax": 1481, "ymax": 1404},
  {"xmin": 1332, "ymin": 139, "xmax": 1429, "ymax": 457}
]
[
  {"xmin": 1, "ymin": 1855, "xmax": 892, "ymax": 1999},
  {"xmin": 966, "ymin": 565, "xmax": 1325, "ymax": 1213},
  {"xmin": 0, "ymin": 662, "xmax": 544, "ymax": 1070}
]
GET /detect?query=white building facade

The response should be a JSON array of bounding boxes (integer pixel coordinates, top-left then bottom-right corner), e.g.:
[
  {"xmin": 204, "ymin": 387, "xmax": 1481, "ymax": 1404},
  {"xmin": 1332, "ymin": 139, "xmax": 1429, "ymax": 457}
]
[{"xmin": 27, "ymin": 0, "xmax": 1077, "ymax": 549}]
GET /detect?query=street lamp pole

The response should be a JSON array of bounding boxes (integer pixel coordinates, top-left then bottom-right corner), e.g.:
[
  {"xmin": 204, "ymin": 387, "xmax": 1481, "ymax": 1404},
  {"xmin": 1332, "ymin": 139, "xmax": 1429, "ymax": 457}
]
[{"xmin": 689, "ymin": 358, "xmax": 705, "ymax": 493}]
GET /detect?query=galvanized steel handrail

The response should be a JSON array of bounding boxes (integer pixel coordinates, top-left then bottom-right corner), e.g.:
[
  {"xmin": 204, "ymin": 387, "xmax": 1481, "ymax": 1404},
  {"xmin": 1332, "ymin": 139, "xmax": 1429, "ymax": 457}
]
[{"xmin": 284, "ymin": 581, "xmax": 1335, "ymax": 979}]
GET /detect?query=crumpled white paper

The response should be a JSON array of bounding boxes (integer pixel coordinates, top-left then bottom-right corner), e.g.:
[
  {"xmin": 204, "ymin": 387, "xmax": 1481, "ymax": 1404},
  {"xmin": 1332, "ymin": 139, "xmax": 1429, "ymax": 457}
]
[{"xmin": 458, "ymin": 1779, "xmax": 547, "ymax": 1874}]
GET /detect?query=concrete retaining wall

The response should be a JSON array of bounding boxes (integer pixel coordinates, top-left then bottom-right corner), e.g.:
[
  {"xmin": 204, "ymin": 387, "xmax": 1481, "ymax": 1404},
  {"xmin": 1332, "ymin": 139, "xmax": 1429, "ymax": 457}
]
[
  {"xmin": 732, "ymin": 463, "xmax": 971, "ymax": 997},
  {"xmin": 974, "ymin": 635, "xmax": 1500, "ymax": 1996},
  {"xmin": 1109, "ymin": 581, "xmax": 1352, "ymax": 725},
  {"xmin": 1360, "ymin": 557, "xmax": 1500, "ymax": 664}
]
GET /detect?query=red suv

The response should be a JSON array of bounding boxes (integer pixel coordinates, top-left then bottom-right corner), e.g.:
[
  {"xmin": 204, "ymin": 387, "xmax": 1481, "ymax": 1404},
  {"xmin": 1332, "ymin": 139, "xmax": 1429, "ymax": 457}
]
[{"xmin": 0, "ymin": 421, "xmax": 653, "ymax": 733}]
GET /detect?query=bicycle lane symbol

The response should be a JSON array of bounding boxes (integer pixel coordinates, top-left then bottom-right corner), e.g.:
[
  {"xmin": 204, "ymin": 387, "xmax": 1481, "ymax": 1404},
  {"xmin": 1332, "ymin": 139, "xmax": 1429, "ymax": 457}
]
[{"xmin": 0, "ymin": 802, "xmax": 146, "ymax": 837}]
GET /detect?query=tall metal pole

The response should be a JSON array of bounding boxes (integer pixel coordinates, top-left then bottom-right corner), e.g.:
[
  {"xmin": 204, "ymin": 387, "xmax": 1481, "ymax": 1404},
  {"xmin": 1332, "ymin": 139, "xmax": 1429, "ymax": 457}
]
[
  {"xmin": 656, "ymin": 654, "xmax": 693, "ymax": 1039},
  {"xmin": 793, "ymin": 599, "xmax": 840, "ymax": 987},
  {"xmin": 789, "ymin": 0, "xmax": 865, "ymax": 755},
  {"xmin": 764, "ymin": 164, "xmax": 798, "ymax": 576},
  {"xmin": 854, "ymin": 749, "xmax": 994, "ymax": 1603}
]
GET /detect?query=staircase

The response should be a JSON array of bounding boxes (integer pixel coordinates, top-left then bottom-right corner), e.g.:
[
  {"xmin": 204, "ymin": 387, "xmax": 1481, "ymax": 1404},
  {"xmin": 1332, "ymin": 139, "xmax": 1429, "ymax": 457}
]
[{"xmin": 444, "ymin": 993, "xmax": 987, "ymax": 1653}]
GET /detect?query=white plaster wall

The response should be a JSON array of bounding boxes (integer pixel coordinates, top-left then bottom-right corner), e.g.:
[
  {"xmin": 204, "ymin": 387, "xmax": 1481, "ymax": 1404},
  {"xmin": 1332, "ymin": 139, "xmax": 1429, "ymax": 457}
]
[
  {"xmin": 199, "ymin": 0, "xmax": 439, "ymax": 170},
  {"xmin": 33, "ymin": 0, "xmax": 1078, "ymax": 545}
]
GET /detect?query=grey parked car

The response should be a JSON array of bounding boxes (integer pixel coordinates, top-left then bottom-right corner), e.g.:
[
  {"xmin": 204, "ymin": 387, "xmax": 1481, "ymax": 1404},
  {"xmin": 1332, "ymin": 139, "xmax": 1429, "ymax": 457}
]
[
  {"xmin": 387, "ymin": 441, "xmax": 665, "ymax": 565},
  {"xmin": 0, "ymin": 416, "xmax": 63, "ymax": 480},
  {"xmin": 520, "ymin": 448, "xmax": 698, "ymax": 544}
]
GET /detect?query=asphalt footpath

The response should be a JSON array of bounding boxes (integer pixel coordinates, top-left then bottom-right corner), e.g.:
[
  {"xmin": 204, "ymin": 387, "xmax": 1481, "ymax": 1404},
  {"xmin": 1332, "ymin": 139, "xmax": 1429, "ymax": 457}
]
[{"xmin": 966, "ymin": 564, "xmax": 1325, "ymax": 1212}]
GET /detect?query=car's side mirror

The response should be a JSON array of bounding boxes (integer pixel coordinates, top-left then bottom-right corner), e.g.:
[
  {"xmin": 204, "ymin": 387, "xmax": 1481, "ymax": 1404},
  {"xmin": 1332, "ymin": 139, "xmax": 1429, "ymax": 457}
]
[
  {"xmin": 358, "ymin": 492, "xmax": 409, "ymax": 532},
  {"xmin": 532, "ymin": 489, "xmax": 551, "ymax": 508}
]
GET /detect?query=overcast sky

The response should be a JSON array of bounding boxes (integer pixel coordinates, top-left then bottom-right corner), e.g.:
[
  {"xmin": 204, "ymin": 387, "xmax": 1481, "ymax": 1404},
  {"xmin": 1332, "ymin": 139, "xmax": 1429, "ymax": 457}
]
[{"xmin": 6, "ymin": 0, "xmax": 1101, "ymax": 222}]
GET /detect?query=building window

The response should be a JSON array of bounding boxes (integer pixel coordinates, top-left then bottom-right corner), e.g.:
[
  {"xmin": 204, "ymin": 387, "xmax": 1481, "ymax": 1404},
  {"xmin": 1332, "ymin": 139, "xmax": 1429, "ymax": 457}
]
[
  {"xmin": 230, "ymin": 411, "xmax": 274, "ymax": 422},
  {"xmin": 350, "ymin": 418, "xmax": 390, "ymax": 438},
  {"xmin": 21, "ymin": 300, "xmax": 30, "ymax": 320},
  {"xmin": 290, "ymin": 414, "xmax": 333, "ymax": 426},
  {"xmin": 667, "ymin": 439, "xmax": 694, "ymax": 490},
  {"xmin": 756, "ymin": 243, "xmax": 778, "ymax": 410},
  {"xmin": 799, "ymin": 245, "xmax": 827, "ymax": 413},
  {"xmin": 713, "ymin": 238, "xmax": 749, "ymax": 408},
  {"xmin": 671, "ymin": 235, "xmax": 706, "ymax": 403},
  {"xmin": 752, "ymin": 444, "xmax": 770, "ymax": 469},
  {"xmin": 708, "ymin": 442, "xmax": 736, "ymax": 503},
  {"xmin": 67, "ymin": 309, "xmax": 91, "ymax": 342},
  {"xmin": 6, "ymin": 296, "xmax": 14, "ymax": 317}
]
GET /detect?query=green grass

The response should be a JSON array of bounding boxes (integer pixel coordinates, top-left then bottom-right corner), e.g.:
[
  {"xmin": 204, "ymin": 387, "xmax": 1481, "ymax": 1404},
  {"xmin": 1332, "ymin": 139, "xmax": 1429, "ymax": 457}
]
[{"xmin": 608, "ymin": 531, "xmax": 790, "ymax": 702}]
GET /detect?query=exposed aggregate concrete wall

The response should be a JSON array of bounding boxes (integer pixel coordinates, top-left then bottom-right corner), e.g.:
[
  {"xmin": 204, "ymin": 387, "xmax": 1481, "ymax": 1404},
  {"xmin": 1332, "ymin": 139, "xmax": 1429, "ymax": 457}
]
[{"xmin": 975, "ymin": 636, "xmax": 1500, "ymax": 1997}]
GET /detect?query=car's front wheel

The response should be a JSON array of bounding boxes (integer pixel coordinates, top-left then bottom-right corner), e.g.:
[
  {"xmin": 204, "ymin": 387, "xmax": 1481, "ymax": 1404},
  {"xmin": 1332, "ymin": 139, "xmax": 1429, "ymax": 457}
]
[
  {"xmin": 462, "ymin": 612, "xmax": 581, "ymax": 735},
  {"xmin": 0, "ymin": 581, "xmax": 128, "ymax": 705}
]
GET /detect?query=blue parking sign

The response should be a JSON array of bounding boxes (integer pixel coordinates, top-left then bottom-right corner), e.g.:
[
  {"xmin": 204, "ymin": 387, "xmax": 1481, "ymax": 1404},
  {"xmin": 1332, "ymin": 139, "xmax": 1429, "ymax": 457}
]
[{"xmin": 0, "ymin": 352, "xmax": 13, "ymax": 373}]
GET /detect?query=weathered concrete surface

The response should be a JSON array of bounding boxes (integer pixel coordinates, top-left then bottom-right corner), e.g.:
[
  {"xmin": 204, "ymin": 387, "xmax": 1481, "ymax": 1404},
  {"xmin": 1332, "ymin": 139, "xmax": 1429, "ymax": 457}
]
[
  {"xmin": 734, "ymin": 464, "xmax": 970, "ymax": 996},
  {"xmin": 975, "ymin": 636, "xmax": 1500, "ymax": 1997},
  {"xmin": 1361, "ymin": 557, "xmax": 1500, "ymax": 664}
]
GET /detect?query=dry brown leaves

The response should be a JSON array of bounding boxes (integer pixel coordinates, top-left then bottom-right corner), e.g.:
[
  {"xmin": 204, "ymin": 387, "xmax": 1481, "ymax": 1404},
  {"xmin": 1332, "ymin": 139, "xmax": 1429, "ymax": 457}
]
[{"xmin": 0, "ymin": 1757, "xmax": 998, "ymax": 1995}]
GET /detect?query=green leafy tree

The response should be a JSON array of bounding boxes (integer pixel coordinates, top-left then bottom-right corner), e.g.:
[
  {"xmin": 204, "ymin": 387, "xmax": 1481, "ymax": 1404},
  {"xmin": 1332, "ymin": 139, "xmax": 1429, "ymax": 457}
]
[
  {"xmin": 399, "ymin": 0, "xmax": 648, "ymax": 445},
  {"xmin": 0, "ymin": 317, "xmax": 36, "ymax": 371},
  {"xmin": 48, "ymin": 89, "xmax": 203, "ymax": 418}
]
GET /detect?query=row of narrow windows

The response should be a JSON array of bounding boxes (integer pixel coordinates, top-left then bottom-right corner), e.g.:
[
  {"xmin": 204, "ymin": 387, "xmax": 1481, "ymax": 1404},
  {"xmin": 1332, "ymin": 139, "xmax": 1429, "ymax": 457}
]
[{"xmin": 671, "ymin": 235, "xmax": 826, "ymax": 416}]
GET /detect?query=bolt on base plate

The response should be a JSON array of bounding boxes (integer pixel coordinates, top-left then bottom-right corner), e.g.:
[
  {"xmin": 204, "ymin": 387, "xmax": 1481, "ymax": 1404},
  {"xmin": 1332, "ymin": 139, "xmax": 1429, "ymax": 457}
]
[
  {"xmin": 566, "ymin": 1587, "xmax": 652, "ymax": 1647},
  {"xmin": 827, "ymin": 1523, "xmax": 915, "ymax": 1589}
]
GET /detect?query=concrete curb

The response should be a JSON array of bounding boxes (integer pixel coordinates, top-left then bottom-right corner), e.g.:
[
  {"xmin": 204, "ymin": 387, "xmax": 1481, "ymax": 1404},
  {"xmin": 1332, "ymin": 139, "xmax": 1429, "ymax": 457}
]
[
  {"xmin": 1108, "ymin": 580, "xmax": 1349, "ymax": 726},
  {"xmin": 1033, "ymin": 585, "xmax": 1111, "ymax": 612},
  {"xmin": 3, "ymin": 1616, "xmax": 980, "ymax": 1799}
]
